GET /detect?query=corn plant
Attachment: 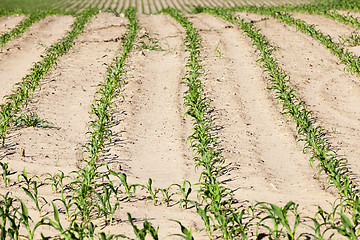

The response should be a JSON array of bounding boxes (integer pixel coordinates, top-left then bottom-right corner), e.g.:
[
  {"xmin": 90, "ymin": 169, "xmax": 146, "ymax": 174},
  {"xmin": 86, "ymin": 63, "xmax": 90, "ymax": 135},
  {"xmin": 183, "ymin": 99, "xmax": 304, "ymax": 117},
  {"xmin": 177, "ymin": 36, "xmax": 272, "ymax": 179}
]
[
  {"xmin": 17, "ymin": 198, "xmax": 47, "ymax": 240},
  {"xmin": 54, "ymin": 196, "xmax": 74, "ymax": 221},
  {"xmin": 0, "ymin": 8, "xmax": 98, "ymax": 147},
  {"xmin": 174, "ymin": 180, "xmax": 192, "ymax": 209},
  {"xmin": 145, "ymin": 178, "xmax": 160, "ymax": 205},
  {"xmin": 44, "ymin": 170, "xmax": 68, "ymax": 194},
  {"xmin": 0, "ymin": 192, "xmax": 20, "ymax": 239},
  {"xmin": 170, "ymin": 220, "xmax": 194, "ymax": 240},
  {"xmin": 14, "ymin": 112, "xmax": 53, "ymax": 128},
  {"xmin": 256, "ymin": 201, "xmax": 301, "ymax": 240},
  {"xmin": 18, "ymin": 168, "xmax": 38, "ymax": 191},
  {"xmin": 0, "ymin": 162, "xmax": 10, "ymax": 187},
  {"xmin": 127, "ymin": 213, "xmax": 159, "ymax": 240},
  {"xmin": 22, "ymin": 181, "xmax": 48, "ymax": 217},
  {"xmin": 95, "ymin": 185, "xmax": 120, "ymax": 226},
  {"xmin": 109, "ymin": 170, "xmax": 141, "ymax": 201},
  {"xmin": 160, "ymin": 184, "xmax": 176, "ymax": 207}
]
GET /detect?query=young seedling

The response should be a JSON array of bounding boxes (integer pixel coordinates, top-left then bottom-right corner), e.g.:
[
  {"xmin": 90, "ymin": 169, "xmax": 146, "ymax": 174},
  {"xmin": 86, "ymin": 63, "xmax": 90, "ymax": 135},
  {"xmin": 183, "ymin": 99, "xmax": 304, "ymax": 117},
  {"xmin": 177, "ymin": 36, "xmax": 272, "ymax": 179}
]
[
  {"xmin": 0, "ymin": 192, "xmax": 20, "ymax": 238},
  {"xmin": 44, "ymin": 170, "xmax": 68, "ymax": 194},
  {"xmin": 145, "ymin": 178, "xmax": 160, "ymax": 205},
  {"xmin": 127, "ymin": 213, "xmax": 159, "ymax": 240},
  {"xmin": 174, "ymin": 180, "xmax": 192, "ymax": 209},
  {"xmin": 18, "ymin": 168, "xmax": 38, "ymax": 190},
  {"xmin": 14, "ymin": 112, "xmax": 53, "ymax": 128},
  {"xmin": 22, "ymin": 181, "xmax": 48, "ymax": 217},
  {"xmin": 136, "ymin": 31, "xmax": 164, "ymax": 51},
  {"xmin": 214, "ymin": 40, "xmax": 223, "ymax": 58},
  {"xmin": 109, "ymin": 170, "xmax": 141, "ymax": 201},
  {"xmin": 0, "ymin": 162, "xmax": 10, "ymax": 187},
  {"xmin": 256, "ymin": 201, "xmax": 300, "ymax": 240},
  {"xmin": 96, "ymin": 185, "xmax": 120, "ymax": 226},
  {"xmin": 17, "ymin": 198, "xmax": 47, "ymax": 240},
  {"xmin": 170, "ymin": 220, "xmax": 194, "ymax": 240},
  {"xmin": 160, "ymin": 184, "xmax": 176, "ymax": 207}
]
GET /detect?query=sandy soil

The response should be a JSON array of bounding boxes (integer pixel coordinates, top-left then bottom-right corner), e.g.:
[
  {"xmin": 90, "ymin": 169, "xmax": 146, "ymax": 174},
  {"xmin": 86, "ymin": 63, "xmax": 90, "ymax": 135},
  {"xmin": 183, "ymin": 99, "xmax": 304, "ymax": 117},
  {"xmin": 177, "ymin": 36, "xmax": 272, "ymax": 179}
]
[
  {"xmin": 0, "ymin": 9, "xmax": 359, "ymax": 239},
  {"xmin": 99, "ymin": 13, "xmax": 207, "ymax": 238},
  {"xmin": 0, "ymin": 12, "xmax": 129, "ymax": 237},
  {"xmin": 0, "ymin": 15, "xmax": 75, "ymax": 105},
  {"xmin": 237, "ymin": 11, "xmax": 360, "ymax": 199},
  {"xmin": 290, "ymin": 12, "xmax": 360, "ymax": 56},
  {"xmin": 189, "ymin": 12, "xmax": 336, "ymax": 216},
  {"xmin": 0, "ymin": 14, "xmax": 24, "ymax": 33}
]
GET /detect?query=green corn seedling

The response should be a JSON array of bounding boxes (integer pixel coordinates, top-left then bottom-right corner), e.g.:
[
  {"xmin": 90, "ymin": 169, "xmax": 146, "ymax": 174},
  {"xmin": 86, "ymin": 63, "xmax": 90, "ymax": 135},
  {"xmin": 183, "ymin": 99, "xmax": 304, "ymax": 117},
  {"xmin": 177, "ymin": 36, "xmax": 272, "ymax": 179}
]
[
  {"xmin": 0, "ymin": 162, "xmax": 10, "ymax": 187},
  {"xmin": 170, "ymin": 220, "xmax": 194, "ymax": 240},
  {"xmin": 174, "ymin": 180, "xmax": 192, "ymax": 209},
  {"xmin": 145, "ymin": 178, "xmax": 160, "ymax": 205},
  {"xmin": 127, "ymin": 213, "xmax": 159, "ymax": 240},
  {"xmin": 22, "ymin": 181, "xmax": 48, "ymax": 217}
]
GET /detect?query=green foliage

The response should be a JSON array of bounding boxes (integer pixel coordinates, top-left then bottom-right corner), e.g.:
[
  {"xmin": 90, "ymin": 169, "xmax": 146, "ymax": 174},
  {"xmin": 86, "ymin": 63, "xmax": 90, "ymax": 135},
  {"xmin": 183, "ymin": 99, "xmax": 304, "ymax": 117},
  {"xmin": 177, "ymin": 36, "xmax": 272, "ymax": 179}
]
[
  {"xmin": 14, "ymin": 112, "xmax": 53, "ymax": 128},
  {"xmin": 0, "ymin": 8, "xmax": 98, "ymax": 147},
  {"xmin": 170, "ymin": 220, "xmax": 194, "ymax": 240},
  {"xmin": 0, "ymin": 162, "xmax": 10, "ymax": 187},
  {"xmin": 0, "ymin": 0, "xmax": 57, "ymax": 12},
  {"xmin": 340, "ymin": 31, "xmax": 360, "ymax": 47},
  {"xmin": 201, "ymin": 6, "xmax": 360, "ymax": 239},
  {"xmin": 0, "ymin": 9, "xmax": 67, "ymax": 48},
  {"xmin": 127, "ymin": 213, "xmax": 159, "ymax": 240},
  {"xmin": 163, "ymin": 8, "xmax": 246, "ymax": 239}
]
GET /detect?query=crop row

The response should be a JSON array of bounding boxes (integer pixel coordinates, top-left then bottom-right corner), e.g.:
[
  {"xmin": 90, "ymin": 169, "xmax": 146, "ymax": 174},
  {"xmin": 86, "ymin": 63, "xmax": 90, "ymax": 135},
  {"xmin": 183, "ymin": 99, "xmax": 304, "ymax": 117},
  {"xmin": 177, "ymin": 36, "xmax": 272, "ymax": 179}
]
[
  {"xmin": 0, "ymin": 7, "xmax": 196, "ymax": 239},
  {"xmin": 0, "ymin": 8, "xmax": 99, "ymax": 239},
  {"xmin": 0, "ymin": 8, "xmax": 97, "ymax": 147},
  {"xmin": 17, "ymin": 0, "xmax": 316, "ymax": 14},
  {"xmin": 162, "ymin": 7, "xmax": 239, "ymax": 239},
  {"xmin": 44, "ymin": 7, "xmax": 143, "ymax": 238},
  {"xmin": 2, "ymin": 2, "xmax": 360, "ymax": 239},
  {"xmin": 229, "ymin": 3, "xmax": 360, "ymax": 217},
  {"xmin": 231, "ymin": 6, "xmax": 360, "ymax": 76},
  {"xmin": 162, "ymin": 8, "xmax": 312, "ymax": 240},
  {"xmin": 199, "ymin": 6, "xmax": 360, "ymax": 238},
  {"xmin": 0, "ymin": 9, "xmax": 70, "ymax": 48}
]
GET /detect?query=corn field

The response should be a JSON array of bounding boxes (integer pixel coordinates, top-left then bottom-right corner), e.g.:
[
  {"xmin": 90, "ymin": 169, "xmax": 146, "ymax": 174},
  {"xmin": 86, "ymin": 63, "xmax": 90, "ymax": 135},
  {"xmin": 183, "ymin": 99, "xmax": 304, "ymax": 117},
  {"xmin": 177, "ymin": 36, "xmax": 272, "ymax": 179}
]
[{"xmin": 1, "ymin": 0, "xmax": 360, "ymax": 239}]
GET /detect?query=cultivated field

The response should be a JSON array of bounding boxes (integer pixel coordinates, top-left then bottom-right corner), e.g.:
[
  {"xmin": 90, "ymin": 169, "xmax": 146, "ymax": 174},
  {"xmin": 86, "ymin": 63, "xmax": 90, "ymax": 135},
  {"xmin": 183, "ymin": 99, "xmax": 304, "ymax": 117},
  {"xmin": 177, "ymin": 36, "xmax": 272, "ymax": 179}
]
[
  {"xmin": 1, "ymin": 0, "xmax": 360, "ymax": 239},
  {"xmin": 50, "ymin": 0, "xmax": 314, "ymax": 14}
]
